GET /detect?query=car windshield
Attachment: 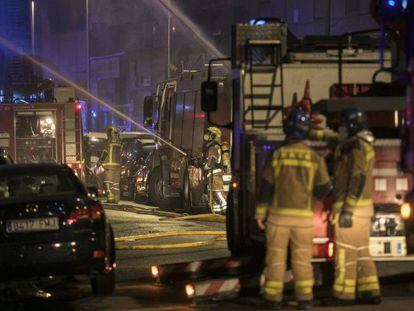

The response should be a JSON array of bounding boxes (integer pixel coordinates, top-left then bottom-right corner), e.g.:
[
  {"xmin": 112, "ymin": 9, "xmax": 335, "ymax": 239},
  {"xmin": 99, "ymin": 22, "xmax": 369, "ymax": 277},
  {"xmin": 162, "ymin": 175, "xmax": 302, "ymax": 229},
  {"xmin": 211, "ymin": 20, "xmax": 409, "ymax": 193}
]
[{"xmin": 0, "ymin": 169, "xmax": 83, "ymax": 202}]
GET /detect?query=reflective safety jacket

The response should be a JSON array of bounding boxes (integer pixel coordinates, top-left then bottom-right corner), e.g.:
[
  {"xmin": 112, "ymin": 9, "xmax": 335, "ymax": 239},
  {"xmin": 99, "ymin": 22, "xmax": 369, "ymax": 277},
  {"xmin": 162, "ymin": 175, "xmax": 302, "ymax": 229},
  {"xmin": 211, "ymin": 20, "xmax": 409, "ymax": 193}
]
[
  {"xmin": 101, "ymin": 139, "xmax": 123, "ymax": 168},
  {"xmin": 311, "ymin": 130, "xmax": 375, "ymax": 217},
  {"xmin": 255, "ymin": 140, "xmax": 331, "ymax": 227}
]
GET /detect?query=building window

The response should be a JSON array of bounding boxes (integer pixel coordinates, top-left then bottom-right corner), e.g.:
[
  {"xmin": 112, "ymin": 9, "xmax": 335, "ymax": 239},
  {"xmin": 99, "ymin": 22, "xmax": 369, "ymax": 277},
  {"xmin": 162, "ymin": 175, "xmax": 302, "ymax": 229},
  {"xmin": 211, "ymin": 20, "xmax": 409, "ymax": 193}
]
[
  {"xmin": 293, "ymin": 8, "xmax": 300, "ymax": 24},
  {"xmin": 345, "ymin": 0, "xmax": 360, "ymax": 15}
]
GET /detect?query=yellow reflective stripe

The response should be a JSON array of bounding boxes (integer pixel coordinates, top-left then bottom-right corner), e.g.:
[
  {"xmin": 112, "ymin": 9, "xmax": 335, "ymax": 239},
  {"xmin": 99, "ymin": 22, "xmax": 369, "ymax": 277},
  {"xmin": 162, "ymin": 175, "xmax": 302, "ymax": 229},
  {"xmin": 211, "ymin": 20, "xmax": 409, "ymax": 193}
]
[
  {"xmin": 344, "ymin": 279, "xmax": 356, "ymax": 286},
  {"xmin": 264, "ymin": 288, "xmax": 282, "ymax": 295},
  {"xmin": 314, "ymin": 130, "xmax": 325, "ymax": 141},
  {"xmin": 256, "ymin": 204, "xmax": 269, "ymax": 216},
  {"xmin": 279, "ymin": 159, "xmax": 317, "ymax": 169},
  {"xmin": 102, "ymin": 163, "xmax": 121, "ymax": 167},
  {"xmin": 270, "ymin": 208, "xmax": 313, "ymax": 217},
  {"xmin": 265, "ymin": 281, "xmax": 283, "ymax": 289},
  {"xmin": 345, "ymin": 197, "xmax": 373, "ymax": 207},
  {"xmin": 366, "ymin": 150, "xmax": 374, "ymax": 162},
  {"xmin": 334, "ymin": 284, "xmax": 356, "ymax": 294},
  {"xmin": 299, "ymin": 287, "xmax": 312, "ymax": 294},
  {"xmin": 332, "ymin": 201, "xmax": 343, "ymax": 211},
  {"xmin": 358, "ymin": 283, "xmax": 380, "ymax": 292},
  {"xmin": 358, "ymin": 276, "xmax": 379, "ymax": 285},
  {"xmin": 335, "ymin": 249, "xmax": 346, "ymax": 288},
  {"xmin": 295, "ymin": 280, "xmax": 314, "ymax": 287}
]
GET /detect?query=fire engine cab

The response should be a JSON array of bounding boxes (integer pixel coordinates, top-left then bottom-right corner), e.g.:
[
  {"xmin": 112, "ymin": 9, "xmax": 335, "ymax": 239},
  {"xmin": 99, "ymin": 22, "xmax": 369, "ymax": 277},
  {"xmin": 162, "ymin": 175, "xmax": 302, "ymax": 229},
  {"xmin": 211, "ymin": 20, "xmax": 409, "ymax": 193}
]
[{"xmin": 0, "ymin": 87, "xmax": 84, "ymax": 178}]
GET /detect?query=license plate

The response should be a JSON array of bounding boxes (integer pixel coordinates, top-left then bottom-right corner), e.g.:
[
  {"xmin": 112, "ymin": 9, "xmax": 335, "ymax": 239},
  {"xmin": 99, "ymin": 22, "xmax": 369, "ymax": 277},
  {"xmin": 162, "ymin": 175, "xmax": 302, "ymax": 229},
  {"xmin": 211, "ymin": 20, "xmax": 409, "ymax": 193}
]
[{"xmin": 6, "ymin": 217, "xmax": 59, "ymax": 233}]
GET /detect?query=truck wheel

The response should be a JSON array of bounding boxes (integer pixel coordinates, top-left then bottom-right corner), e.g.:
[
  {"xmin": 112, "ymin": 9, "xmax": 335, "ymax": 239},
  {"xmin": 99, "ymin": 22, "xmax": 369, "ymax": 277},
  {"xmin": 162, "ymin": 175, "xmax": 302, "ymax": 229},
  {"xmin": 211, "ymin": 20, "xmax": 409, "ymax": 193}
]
[
  {"xmin": 226, "ymin": 190, "xmax": 240, "ymax": 256},
  {"xmin": 181, "ymin": 170, "xmax": 192, "ymax": 211},
  {"xmin": 148, "ymin": 166, "xmax": 179, "ymax": 210}
]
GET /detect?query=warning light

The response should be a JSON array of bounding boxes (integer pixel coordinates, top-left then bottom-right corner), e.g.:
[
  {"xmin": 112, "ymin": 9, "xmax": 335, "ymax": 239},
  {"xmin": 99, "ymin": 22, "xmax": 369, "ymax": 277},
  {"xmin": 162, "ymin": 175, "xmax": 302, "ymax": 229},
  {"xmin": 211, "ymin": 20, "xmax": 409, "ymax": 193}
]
[
  {"xmin": 151, "ymin": 265, "xmax": 159, "ymax": 278},
  {"xmin": 185, "ymin": 284, "xmax": 195, "ymax": 298},
  {"xmin": 388, "ymin": 0, "xmax": 396, "ymax": 6},
  {"xmin": 75, "ymin": 103, "xmax": 82, "ymax": 111},
  {"xmin": 401, "ymin": 202, "xmax": 411, "ymax": 220},
  {"xmin": 326, "ymin": 241, "xmax": 335, "ymax": 259}
]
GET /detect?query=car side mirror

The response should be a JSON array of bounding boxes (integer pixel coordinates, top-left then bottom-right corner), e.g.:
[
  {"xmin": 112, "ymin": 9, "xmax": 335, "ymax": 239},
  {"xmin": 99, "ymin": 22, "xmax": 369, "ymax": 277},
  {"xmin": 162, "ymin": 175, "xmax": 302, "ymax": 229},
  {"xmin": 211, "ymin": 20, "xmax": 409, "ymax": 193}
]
[
  {"xmin": 201, "ymin": 81, "xmax": 218, "ymax": 113},
  {"xmin": 87, "ymin": 186, "xmax": 99, "ymax": 199}
]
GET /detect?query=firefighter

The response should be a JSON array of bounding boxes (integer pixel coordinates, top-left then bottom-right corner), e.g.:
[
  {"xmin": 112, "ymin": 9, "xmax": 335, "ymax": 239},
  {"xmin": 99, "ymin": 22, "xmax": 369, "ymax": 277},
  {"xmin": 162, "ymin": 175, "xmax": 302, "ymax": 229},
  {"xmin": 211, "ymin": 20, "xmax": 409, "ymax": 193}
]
[
  {"xmin": 310, "ymin": 107, "xmax": 380, "ymax": 306},
  {"xmin": 221, "ymin": 141, "xmax": 231, "ymax": 173},
  {"xmin": 203, "ymin": 126, "xmax": 227, "ymax": 214},
  {"xmin": 98, "ymin": 125, "xmax": 123, "ymax": 204},
  {"xmin": 257, "ymin": 108, "xmax": 331, "ymax": 310}
]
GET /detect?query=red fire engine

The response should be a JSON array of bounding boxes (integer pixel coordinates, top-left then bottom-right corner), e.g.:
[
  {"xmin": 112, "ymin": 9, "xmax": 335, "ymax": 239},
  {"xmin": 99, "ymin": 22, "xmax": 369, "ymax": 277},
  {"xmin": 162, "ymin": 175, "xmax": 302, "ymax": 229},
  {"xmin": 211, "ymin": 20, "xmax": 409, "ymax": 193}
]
[{"xmin": 0, "ymin": 87, "xmax": 84, "ymax": 178}]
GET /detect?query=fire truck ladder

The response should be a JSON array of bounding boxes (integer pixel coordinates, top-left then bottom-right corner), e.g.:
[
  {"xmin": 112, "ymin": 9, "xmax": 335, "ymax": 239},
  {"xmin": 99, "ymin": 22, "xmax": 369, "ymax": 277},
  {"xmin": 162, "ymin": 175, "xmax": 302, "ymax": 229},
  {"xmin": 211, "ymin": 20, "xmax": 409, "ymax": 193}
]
[{"xmin": 243, "ymin": 40, "xmax": 284, "ymax": 131}]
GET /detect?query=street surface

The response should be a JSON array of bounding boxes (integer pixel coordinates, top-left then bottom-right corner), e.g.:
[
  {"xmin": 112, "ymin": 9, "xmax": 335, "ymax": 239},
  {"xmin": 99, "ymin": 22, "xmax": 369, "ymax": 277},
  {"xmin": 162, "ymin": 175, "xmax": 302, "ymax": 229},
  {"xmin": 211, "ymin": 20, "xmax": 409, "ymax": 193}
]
[{"xmin": 1, "ymin": 202, "xmax": 414, "ymax": 310}]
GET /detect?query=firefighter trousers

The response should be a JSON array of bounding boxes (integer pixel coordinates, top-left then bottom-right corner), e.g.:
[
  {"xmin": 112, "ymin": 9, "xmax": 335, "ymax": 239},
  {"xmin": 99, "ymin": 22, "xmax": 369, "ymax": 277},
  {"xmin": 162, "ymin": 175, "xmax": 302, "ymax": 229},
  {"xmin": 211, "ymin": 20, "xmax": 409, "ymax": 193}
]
[
  {"xmin": 264, "ymin": 224, "xmax": 314, "ymax": 302},
  {"xmin": 208, "ymin": 173, "xmax": 227, "ymax": 214},
  {"xmin": 333, "ymin": 215, "xmax": 380, "ymax": 300},
  {"xmin": 103, "ymin": 166, "xmax": 121, "ymax": 204}
]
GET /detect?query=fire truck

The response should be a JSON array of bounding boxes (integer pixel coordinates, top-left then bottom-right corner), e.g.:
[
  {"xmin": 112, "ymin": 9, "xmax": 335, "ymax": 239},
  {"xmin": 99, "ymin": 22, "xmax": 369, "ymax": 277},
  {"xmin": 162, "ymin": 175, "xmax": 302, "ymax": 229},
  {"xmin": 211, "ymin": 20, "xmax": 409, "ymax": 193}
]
[
  {"xmin": 200, "ymin": 17, "xmax": 414, "ymax": 275},
  {"xmin": 149, "ymin": 1, "xmax": 414, "ymax": 302},
  {"xmin": 0, "ymin": 87, "xmax": 85, "ymax": 178},
  {"xmin": 136, "ymin": 70, "xmax": 232, "ymax": 211}
]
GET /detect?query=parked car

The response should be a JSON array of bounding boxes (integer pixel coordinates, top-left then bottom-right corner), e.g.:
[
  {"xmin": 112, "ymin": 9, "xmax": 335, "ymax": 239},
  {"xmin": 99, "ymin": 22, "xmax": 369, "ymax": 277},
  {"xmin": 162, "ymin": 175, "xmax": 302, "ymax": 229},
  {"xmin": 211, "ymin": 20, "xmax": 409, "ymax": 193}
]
[{"xmin": 0, "ymin": 163, "xmax": 116, "ymax": 295}]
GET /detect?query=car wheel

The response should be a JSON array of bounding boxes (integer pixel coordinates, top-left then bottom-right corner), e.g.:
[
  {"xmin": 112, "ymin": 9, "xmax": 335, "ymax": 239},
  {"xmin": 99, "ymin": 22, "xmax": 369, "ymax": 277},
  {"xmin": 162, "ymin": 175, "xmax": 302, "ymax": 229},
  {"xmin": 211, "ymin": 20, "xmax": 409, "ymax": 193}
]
[
  {"xmin": 91, "ymin": 270, "xmax": 115, "ymax": 296},
  {"xmin": 91, "ymin": 225, "xmax": 116, "ymax": 296},
  {"xmin": 148, "ymin": 166, "xmax": 179, "ymax": 210}
]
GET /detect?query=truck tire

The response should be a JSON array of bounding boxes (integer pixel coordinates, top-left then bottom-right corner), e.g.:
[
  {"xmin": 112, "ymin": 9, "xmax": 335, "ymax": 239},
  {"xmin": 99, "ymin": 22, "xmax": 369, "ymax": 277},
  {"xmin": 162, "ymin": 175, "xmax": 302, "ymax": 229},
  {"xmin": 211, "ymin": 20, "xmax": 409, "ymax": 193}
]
[
  {"xmin": 148, "ymin": 166, "xmax": 179, "ymax": 210},
  {"xmin": 181, "ymin": 170, "xmax": 192, "ymax": 211}
]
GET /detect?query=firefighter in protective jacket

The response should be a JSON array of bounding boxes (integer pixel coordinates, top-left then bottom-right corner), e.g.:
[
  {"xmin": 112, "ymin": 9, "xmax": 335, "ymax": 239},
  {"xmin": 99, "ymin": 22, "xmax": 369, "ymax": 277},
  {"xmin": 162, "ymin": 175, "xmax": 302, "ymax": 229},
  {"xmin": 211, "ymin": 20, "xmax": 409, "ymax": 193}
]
[
  {"xmin": 203, "ymin": 126, "xmax": 227, "ymax": 214},
  {"xmin": 99, "ymin": 125, "xmax": 123, "ymax": 204},
  {"xmin": 311, "ymin": 107, "xmax": 380, "ymax": 306},
  {"xmin": 256, "ymin": 108, "xmax": 331, "ymax": 310}
]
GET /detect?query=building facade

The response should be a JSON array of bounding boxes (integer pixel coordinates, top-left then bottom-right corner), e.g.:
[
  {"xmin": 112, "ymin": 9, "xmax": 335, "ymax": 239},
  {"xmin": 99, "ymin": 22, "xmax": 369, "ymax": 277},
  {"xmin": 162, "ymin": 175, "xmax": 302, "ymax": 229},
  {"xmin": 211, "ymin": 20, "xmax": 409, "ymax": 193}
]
[
  {"xmin": 24, "ymin": 0, "xmax": 379, "ymax": 131},
  {"xmin": 0, "ymin": 0, "xmax": 31, "ymax": 98}
]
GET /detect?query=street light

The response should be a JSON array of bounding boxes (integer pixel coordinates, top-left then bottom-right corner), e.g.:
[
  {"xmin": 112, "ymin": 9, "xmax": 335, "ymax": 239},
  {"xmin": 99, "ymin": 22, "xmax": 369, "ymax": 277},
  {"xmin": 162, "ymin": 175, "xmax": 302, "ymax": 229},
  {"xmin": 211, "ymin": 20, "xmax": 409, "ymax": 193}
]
[
  {"xmin": 86, "ymin": 0, "xmax": 91, "ymax": 130},
  {"xmin": 31, "ymin": 1, "xmax": 35, "ymax": 55}
]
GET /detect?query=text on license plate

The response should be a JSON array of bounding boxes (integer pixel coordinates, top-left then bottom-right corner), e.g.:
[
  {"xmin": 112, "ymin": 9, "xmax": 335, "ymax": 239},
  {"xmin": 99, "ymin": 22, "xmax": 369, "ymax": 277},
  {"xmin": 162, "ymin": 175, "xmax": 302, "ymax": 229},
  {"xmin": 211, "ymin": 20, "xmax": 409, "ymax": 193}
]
[{"xmin": 6, "ymin": 217, "xmax": 59, "ymax": 233}]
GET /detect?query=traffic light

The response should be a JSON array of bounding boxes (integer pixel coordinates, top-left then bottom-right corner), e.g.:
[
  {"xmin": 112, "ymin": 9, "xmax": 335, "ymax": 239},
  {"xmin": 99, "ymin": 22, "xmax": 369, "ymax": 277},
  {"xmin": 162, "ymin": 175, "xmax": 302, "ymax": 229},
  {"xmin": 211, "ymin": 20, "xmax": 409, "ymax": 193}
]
[{"xmin": 376, "ymin": 0, "xmax": 411, "ymax": 20}]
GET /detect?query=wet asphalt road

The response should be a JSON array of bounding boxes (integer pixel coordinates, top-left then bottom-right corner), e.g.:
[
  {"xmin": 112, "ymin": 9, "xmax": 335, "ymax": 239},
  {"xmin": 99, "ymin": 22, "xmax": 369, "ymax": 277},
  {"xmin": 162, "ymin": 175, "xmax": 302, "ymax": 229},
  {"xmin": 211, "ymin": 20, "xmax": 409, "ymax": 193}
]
[{"xmin": 1, "ymin": 202, "xmax": 414, "ymax": 310}]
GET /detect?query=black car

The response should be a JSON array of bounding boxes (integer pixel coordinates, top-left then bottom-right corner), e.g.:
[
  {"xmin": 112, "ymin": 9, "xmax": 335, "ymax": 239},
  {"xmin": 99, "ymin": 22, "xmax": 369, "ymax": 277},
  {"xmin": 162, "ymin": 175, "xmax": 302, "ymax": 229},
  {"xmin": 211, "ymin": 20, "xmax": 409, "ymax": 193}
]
[{"xmin": 0, "ymin": 164, "xmax": 116, "ymax": 295}]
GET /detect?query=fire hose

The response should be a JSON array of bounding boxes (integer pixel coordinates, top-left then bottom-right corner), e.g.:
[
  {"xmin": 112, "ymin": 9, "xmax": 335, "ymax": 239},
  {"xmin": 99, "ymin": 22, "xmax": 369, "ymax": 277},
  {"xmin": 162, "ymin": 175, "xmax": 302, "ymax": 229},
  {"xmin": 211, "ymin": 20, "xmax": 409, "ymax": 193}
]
[{"xmin": 115, "ymin": 230, "xmax": 227, "ymax": 250}]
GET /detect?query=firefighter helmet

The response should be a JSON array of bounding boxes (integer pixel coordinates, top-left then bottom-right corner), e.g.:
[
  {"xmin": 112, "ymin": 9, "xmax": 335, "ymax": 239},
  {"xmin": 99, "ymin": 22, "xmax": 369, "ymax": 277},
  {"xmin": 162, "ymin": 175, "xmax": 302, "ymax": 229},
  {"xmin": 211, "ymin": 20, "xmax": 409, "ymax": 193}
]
[
  {"xmin": 106, "ymin": 125, "xmax": 119, "ymax": 138},
  {"xmin": 204, "ymin": 127, "xmax": 222, "ymax": 143},
  {"xmin": 340, "ymin": 107, "xmax": 368, "ymax": 136},
  {"xmin": 283, "ymin": 108, "xmax": 311, "ymax": 139}
]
